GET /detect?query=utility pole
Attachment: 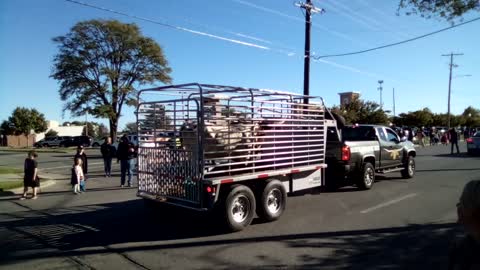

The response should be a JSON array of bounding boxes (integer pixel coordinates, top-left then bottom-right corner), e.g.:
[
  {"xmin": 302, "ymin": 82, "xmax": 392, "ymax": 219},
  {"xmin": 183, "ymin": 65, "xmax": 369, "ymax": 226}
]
[
  {"xmin": 442, "ymin": 52, "xmax": 463, "ymax": 128},
  {"xmin": 393, "ymin": 87, "xmax": 396, "ymax": 118},
  {"xmin": 296, "ymin": 0, "xmax": 323, "ymax": 104},
  {"xmin": 377, "ymin": 80, "xmax": 384, "ymax": 109}
]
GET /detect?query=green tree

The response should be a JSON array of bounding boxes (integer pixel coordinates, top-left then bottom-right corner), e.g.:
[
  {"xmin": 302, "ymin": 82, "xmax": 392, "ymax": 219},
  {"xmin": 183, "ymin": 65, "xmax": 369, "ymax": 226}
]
[
  {"xmin": 45, "ymin": 129, "xmax": 59, "ymax": 137},
  {"xmin": 395, "ymin": 108, "xmax": 433, "ymax": 127},
  {"xmin": 123, "ymin": 122, "xmax": 137, "ymax": 134},
  {"xmin": 331, "ymin": 98, "xmax": 389, "ymax": 125},
  {"xmin": 82, "ymin": 122, "xmax": 97, "ymax": 137},
  {"xmin": 51, "ymin": 19, "xmax": 172, "ymax": 140},
  {"xmin": 98, "ymin": 123, "xmax": 110, "ymax": 138},
  {"xmin": 461, "ymin": 106, "xmax": 480, "ymax": 127},
  {"xmin": 4, "ymin": 107, "xmax": 48, "ymax": 146},
  {"xmin": 398, "ymin": 0, "xmax": 479, "ymax": 21}
]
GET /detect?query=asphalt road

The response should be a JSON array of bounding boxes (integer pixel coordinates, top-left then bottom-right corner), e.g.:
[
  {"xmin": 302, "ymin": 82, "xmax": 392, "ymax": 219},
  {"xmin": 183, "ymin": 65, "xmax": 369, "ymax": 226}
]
[{"xmin": 0, "ymin": 143, "xmax": 479, "ymax": 270}]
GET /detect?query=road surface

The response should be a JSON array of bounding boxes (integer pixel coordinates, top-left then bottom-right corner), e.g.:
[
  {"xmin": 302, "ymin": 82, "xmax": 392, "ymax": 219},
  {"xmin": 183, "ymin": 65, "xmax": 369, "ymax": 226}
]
[{"xmin": 0, "ymin": 143, "xmax": 479, "ymax": 269}]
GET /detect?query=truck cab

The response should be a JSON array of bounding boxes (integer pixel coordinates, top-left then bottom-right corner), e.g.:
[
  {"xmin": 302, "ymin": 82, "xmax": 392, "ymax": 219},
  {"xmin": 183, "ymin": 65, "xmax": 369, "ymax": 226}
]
[{"xmin": 326, "ymin": 124, "xmax": 416, "ymax": 190}]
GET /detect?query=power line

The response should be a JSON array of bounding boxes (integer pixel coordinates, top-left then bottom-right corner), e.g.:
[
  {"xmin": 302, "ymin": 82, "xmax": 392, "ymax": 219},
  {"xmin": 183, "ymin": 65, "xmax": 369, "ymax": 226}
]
[
  {"xmin": 314, "ymin": 16, "xmax": 480, "ymax": 59},
  {"xmin": 64, "ymin": 0, "xmax": 271, "ymax": 51},
  {"xmin": 63, "ymin": 0, "xmax": 397, "ymax": 82}
]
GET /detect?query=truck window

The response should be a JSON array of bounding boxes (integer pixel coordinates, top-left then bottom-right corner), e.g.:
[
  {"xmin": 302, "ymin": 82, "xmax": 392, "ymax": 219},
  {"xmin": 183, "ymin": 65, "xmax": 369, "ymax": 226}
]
[
  {"xmin": 386, "ymin": 129, "xmax": 399, "ymax": 142},
  {"xmin": 327, "ymin": 127, "xmax": 340, "ymax": 142},
  {"xmin": 376, "ymin": 128, "xmax": 387, "ymax": 141},
  {"xmin": 342, "ymin": 126, "xmax": 376, "ymax": 141}
]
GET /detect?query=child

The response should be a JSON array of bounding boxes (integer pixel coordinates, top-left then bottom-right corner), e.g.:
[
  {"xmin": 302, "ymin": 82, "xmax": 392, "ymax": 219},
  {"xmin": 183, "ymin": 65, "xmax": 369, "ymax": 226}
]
[
  {"xmin": 20, "ymin": 151, "xmax": 40, "ymax": 200},
  {"xmin": 71, "ymin": 157, "xmax": 85, "ymax": 194}
]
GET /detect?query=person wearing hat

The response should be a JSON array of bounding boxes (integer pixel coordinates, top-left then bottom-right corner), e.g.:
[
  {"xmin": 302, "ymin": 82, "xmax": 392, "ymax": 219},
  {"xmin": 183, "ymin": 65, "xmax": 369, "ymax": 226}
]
[
  {"xmin": 20, "ymin": 151, "xmax": 40, "ymax": 200},
  {"xmin": 74, "ymin": 145, "xmax": 88, "ymax": 191}
]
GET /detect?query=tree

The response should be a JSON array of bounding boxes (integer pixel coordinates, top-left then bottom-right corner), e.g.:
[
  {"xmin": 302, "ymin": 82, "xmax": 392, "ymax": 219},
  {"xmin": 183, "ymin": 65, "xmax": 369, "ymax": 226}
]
[
  {"xmin": 398, "ymin": 0, "xmax": 479, "ymax": 21},
  {"xmin": 45, "ymin": 129, "xmax": 59, "ymax": 137},
  {"xmin": 123, "ymin": 122, "xmax": 137, "ymax": 134},
  {"xmin": 51, "ymin": 19, "xmax": 172, "ymax": 140},
  {"xmin": 461, "ymin": 106, "xmax": 480, "ymax": 127},
  {"xmin": 331, "ymin": 98, "xmax": 389, "ymax": 125},
  {"xmin": 82, "ymin": 122, "xmax": 97, "ymax": 137},
  {"xmin": 4, "ymin": 107, "xmax": 48, "ymax": 146},
  {"xmin": 394, "ymin": 108, "xmax": 433, "ymax": 127}
]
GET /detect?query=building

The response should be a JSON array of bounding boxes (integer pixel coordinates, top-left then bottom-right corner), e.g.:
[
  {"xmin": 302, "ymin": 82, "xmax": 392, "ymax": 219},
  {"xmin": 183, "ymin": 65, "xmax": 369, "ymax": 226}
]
[
  {"xmin": 35, "ymin": 120, "xmax": 83, "ymax": 141},
  {"xmin": 338, "ymin": 92, "xmax": 360, "ymax": 107}
]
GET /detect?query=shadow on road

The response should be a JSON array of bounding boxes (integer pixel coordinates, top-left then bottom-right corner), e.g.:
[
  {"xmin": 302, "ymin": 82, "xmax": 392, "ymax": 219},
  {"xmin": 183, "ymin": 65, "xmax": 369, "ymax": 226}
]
[{"xmin": 0, "ymin": 197, "xmax": 463, "ymax": 269}]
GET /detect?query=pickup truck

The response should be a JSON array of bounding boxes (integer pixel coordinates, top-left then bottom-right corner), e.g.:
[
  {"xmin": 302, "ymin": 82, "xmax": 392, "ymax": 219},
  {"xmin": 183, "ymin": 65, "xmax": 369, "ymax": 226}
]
[{"xmin": 326, "ymin": 124, "xmax": 417, "ymax": 190}]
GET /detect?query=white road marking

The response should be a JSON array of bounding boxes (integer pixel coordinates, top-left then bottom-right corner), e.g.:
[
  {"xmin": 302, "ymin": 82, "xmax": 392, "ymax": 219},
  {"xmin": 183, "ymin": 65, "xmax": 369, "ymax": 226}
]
[{"xmin": 360, "ymin": 193, "xmax": 418, "ymax": 214}]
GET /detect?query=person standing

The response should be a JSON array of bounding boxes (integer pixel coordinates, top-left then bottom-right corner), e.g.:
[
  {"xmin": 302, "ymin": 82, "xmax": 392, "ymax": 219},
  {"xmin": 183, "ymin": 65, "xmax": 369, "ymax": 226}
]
[
  {"xmin": 71, "ymin": 157, "xmax": 85, "ymax": 194},
  {"xmin": 74, "ymin": 145, "xmax": 88, "ymax": 191},
  {"xmin": 417, "ymin": 129, "xmax": 426, "ymax": 147},
  {"xmin": 20, "ymin": 151, "xmax": 39, "ymax": 200},
  {"xmin": 448, "ymin": 128, "xmax": 460, "ymax": 154},
  {"xmin": 100, "ymin": 137, "xmax": 116, "ymax": 177},
  {"xmin": 117, "ymin": 135, "xmax": 136, "ymax": 187}
]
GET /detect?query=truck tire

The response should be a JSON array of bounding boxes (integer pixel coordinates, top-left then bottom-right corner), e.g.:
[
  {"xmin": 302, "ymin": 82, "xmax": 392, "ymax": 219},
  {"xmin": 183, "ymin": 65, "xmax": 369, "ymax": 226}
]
[
  {"xmin": 223, "ymin": 184, "xmax": 256, "ymax": 232},
  {"xmin": 357, "ymin": 162, "xmax": 374, "ymax": 190},
  {"xmin": 257, "ymin": 179, "xmax": 286, "ymax": 222},
  {"xmin": 401, "ymin": 156, "xmax": 415, "ymax": 179}
]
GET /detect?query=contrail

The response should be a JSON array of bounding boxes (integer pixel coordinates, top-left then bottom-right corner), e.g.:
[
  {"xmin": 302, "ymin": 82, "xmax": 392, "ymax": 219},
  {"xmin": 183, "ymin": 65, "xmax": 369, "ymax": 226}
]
[
  {"xmin": 231, "ymin": 0, "xmax": 372, "ymax": 47},
  {"xmin": 65, "ymin": 0, "xmax": 270, "ymax": 50}
]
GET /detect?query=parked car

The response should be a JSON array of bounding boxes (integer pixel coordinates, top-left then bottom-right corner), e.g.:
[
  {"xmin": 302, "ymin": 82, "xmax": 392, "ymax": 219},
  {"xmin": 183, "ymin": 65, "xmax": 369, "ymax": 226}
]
[
  {"xmin": 92, "ymin": 137, "xmax": 104, "ymax": 147},
  {"xmin": 466, "ymin": 131, "xmax": 480, "ymax": 155},
  {"xmin": 35, "ymin": 136, "xmax": 72, "ymax": 148},
  {"xmin": 61, "ymin": 136, "xmax": 93, "ymax": 147},
  {"xmin": 326, "ymin": 124, "xmax": 417, "ymax": 190}
]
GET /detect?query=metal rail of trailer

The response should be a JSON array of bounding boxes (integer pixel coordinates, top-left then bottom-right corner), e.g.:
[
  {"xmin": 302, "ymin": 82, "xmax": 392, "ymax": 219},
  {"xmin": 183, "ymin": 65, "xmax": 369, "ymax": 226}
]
[{"xmin": 136, "ymin": 83, "xmax": 328, "ymax": 229}]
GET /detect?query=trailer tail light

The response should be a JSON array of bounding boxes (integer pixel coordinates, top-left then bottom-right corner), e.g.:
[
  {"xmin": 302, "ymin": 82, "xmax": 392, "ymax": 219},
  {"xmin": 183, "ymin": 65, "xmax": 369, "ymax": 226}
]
[
  {"xmin": 466, "ymin": 138, "xmax": 473, "ymax": 143},
  {"xmin": 341, "ymin": 145, "xmax": 351, "ymax": 161}
]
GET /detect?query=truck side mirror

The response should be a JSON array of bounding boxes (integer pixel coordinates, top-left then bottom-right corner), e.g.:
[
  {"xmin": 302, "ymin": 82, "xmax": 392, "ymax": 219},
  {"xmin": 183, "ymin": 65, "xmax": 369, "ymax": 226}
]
[{"xmin": 400, "ymin": 136, "xmax": 407, "ymax": 142}]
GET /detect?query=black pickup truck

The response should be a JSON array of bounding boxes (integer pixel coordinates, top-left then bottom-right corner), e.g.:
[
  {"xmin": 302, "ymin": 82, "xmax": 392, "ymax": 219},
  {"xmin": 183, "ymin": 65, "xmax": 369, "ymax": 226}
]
[{"xmin": 326, "ymin": 124, "xmax": 417, "ymax": 190}]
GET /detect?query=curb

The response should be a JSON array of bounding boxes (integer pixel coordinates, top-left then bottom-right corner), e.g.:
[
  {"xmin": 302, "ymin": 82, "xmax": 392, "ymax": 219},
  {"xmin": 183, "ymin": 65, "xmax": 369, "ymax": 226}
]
[{"xmin": 6, "ymin": 179, "xmax": 56, "ymax": 195}]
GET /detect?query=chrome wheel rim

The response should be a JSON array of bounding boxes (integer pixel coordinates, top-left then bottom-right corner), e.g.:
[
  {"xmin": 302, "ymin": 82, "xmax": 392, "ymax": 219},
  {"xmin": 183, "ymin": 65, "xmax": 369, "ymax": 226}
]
[
  {"xmin": 364, "ymin": 167, "xmax": 374, "ymax": 186},
  {"xmin": 266, "ymin": 188, "xmax": 282, "ymax": 214},
  {"xmin": 231, "ymin": 195, "xmax": 250, "ymax": 223},
  {"xmin": 408, "ymin": 159, "xmax": 415, "ymax": 175}
]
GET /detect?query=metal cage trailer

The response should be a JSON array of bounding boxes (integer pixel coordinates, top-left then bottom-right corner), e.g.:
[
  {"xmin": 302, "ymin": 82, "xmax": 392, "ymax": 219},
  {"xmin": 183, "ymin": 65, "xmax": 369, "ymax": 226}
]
[{"xmin": 136, "ymin": 83, "xmax": 330, "ymax": 231}]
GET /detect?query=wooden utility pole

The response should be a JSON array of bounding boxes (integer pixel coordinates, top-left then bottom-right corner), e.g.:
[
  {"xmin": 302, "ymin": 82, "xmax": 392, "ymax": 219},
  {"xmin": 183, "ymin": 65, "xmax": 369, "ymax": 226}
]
[
  {"xmin": 442, "ymin": 53, "xmax": 463, "ymax": 128},
  {"xmin": 296, "ymin": 0, "xmax": 323, "ymax": 104}
]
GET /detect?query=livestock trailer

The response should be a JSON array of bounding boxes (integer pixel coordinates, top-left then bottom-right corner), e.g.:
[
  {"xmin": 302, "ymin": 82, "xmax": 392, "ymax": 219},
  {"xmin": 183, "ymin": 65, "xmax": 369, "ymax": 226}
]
[{"xmin": 136, "ymin": 83, "xmax": 331, "ymax": 231}]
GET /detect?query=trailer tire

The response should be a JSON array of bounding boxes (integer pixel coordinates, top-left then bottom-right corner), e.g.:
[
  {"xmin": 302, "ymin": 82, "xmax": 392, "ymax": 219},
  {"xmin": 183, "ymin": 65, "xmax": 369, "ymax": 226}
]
[
  {"xmin": 357, "ymin": 162, "xmax": 374, "ymax": 190},
  {"xmin": 224, "ymin": 184, "xmax": 256, "ymax": 232},
  {"xmin": 257, "ymin": 179, "xmax": 286, "ymax": 222}
]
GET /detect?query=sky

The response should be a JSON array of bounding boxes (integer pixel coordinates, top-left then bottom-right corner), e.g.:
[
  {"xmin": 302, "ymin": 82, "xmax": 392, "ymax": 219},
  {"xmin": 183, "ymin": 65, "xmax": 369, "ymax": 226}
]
[{"xmin": 1, "ymin": 0, "xmax": 479, "ymax": 131}]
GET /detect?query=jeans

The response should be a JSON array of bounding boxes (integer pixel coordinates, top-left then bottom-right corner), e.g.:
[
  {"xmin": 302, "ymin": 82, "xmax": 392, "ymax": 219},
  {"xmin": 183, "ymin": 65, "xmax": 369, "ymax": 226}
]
[
  {"xmin": 103, "ymin": 157, "xmax": 112, "ymax": 176},
  {"xmin": 120, "ymin": 159, "xmax": 133, "ymax": 185},
  {"xmin": 451, "ymin": 141, "xmax": 460, "ymax": 154}
]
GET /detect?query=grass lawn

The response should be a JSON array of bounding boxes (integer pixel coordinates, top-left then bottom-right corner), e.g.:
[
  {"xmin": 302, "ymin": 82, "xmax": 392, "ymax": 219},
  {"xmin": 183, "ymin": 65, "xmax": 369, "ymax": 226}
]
[
  {"xmin": 0, "ymin": 180, "xmax": 23, "ymax": 191},
  {"xmin": 0, "ymin": 166, "xmax": 22, "ymax": 174}
]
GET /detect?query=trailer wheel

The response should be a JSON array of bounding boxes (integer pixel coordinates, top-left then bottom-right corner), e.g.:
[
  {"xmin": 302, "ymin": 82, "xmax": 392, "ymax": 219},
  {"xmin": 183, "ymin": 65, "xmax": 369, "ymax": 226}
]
[
  {"xmin": 224, "ymin": 184, "xmax": 256, "ymax": 232},
  {"xmin": 257, "ymin": 179, "xmax": 286, "ymax": 222},
  {"xmin": 357, "ymin": 162, "xmax": 374, "ymax": 190}
]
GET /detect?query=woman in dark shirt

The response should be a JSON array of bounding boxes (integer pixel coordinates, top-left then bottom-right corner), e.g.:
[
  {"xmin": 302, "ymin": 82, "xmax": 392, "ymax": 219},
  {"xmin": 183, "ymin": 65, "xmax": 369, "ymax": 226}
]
[{"xmin": 20, "ymin": 151, "xmax": 39, "ymax": 200}]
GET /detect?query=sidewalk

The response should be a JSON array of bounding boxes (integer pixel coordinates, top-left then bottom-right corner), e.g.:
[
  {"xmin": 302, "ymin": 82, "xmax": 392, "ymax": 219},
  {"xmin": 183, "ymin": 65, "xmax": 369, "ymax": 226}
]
[{"xmin": 0, "ymin": 172, "xmax": 66, "ymax": 194}]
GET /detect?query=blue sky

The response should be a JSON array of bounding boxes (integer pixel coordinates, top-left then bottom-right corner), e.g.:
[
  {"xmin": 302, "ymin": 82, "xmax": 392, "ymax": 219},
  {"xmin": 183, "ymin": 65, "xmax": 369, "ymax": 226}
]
[{"xmin": 1, "ymin": 0, "xmax": 479, "ymax": 130}]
